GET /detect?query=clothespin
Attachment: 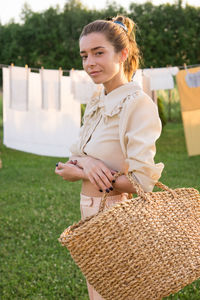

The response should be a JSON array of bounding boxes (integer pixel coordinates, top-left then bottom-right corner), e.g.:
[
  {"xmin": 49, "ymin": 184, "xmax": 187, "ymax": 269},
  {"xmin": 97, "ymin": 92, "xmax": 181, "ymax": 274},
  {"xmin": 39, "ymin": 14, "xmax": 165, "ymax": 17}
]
[
  {"xmin": 25, "ymin": 64, "xmax": 28, "ymax": 68},
  {"xmin": 184, "ymin": 63, "xmax": 187, "ymax": 70},
  {"xmin": 167, "ymin": 64, "xmax": 172, "ymax": 69},
  {"xmin": 11, "ymin": 63, "xmax": 14, "ymax": 67}
]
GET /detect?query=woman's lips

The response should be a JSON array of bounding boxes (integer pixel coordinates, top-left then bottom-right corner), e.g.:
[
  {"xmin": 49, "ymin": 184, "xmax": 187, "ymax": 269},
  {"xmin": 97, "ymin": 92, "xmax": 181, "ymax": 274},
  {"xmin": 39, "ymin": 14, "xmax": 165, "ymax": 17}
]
[{"xmin": 90, "ymin": 71, "xmax": 102, "ymax": 77}]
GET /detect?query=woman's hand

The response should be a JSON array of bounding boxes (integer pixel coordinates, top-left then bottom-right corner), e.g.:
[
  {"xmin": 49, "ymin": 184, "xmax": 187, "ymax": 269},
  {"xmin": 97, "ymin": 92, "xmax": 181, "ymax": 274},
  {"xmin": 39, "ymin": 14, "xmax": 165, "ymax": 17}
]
[
  {"xmin": 75, "ymin": 156, "xmax": 116, "ymax": 192},
  {"xmin": 55, "ymin": 162, "xmax": 87, "ymax": 182}
]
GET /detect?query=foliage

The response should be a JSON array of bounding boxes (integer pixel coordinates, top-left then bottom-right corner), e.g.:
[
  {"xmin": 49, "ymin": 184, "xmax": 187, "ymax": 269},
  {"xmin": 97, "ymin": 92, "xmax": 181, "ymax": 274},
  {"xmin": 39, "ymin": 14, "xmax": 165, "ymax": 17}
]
[
  {"xmin": 81, "ymin": 103, "xmax": 86, "ymax": 125},
  {"xmin": 157, "ymin": 84, "xmax": 182, "ymax": 123},
  {"xmin": 157, "ymin": 96, "xmax": 167, "ymax": 127},
  {"xmin": 0, "ymin": 0, "xmax": 199, "ymax": 71},
  {"xmin": 129, "ymin": 2, "xmax": 200, "ymax": 67}
]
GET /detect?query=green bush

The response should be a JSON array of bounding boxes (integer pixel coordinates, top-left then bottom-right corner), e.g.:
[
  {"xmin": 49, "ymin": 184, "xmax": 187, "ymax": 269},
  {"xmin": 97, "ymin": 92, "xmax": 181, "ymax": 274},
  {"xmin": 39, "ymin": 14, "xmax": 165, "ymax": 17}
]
[{"xmin": 157, "ymin": 96, "xmax": 167, "ymax": 128}]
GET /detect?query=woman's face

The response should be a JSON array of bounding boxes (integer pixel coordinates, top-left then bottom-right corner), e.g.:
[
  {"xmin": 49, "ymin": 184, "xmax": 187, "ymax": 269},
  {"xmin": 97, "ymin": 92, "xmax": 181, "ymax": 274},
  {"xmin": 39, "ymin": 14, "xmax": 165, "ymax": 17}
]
[{"xmin": 79, "ymin": 32, "xmax": 124, "ymax": 87}]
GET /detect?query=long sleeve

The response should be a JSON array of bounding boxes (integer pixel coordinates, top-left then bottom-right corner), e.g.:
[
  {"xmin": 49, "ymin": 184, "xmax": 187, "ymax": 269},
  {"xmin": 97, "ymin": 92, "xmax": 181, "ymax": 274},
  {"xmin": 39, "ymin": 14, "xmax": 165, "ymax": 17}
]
[
  {"xmin": 69, "ymin": 126, "xmax": 84, "ymax": 156},
  {"xmin": 119, "ymin": 91, "xmax": 164, "ymax": 192}
]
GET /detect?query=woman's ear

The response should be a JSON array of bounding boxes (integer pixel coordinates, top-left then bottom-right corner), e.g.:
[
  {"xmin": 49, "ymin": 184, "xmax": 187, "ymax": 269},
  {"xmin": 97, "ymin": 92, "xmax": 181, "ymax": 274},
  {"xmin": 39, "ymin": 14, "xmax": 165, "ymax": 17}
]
[{"xmin": 120, "ymin": 48, "xmax": 129, "ymax": 63}]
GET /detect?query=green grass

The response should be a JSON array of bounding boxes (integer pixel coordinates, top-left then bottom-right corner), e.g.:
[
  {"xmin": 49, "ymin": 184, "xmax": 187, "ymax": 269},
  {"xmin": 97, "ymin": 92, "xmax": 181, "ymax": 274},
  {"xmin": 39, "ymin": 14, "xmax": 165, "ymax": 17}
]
[{"xmin": 0, "ymin": 94, "xmax": 200, "ymax": 299}]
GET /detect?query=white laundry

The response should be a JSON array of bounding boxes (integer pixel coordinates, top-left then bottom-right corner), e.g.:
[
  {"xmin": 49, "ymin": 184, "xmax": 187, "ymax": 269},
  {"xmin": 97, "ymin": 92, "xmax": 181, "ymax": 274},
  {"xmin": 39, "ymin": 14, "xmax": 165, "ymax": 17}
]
[
  {"xmin": 132, "ymin": 69, "xmax": 143, "ymax": 88},
  {"xmin": 3, "ymin": 68, "xmax": 80, "ymax": 157},
  {"xmin": 70, "ymin": 69, "xmax": 102, "ymax": 104},
  {"xmin": 185, "ymin": 70, "xmax": 200, "ymax": 88},
  {"xmin": 40, "ymin": 68, "xmax": 63, "ymax": 110},
  {"xmin": 168, "ymin": 66, "xmax": 179, "ymax": 76},
  {"xmin": 9, "ymin": 65, "xmax": 30, "ymax": 111},
  {"xmin": 142, "ymin": 73, "xmax": 151, "ymax": 98},
  {"xmin": 143, "ymin": 68, "xmax": 175, "ymax": 90}
]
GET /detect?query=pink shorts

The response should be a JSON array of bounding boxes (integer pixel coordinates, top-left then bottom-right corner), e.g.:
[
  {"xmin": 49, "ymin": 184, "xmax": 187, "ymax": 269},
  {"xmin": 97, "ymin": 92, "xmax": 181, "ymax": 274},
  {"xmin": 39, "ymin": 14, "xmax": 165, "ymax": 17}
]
[{"xmin": 80, "ymin": 192, "xmax": 129, "ymax": 300}]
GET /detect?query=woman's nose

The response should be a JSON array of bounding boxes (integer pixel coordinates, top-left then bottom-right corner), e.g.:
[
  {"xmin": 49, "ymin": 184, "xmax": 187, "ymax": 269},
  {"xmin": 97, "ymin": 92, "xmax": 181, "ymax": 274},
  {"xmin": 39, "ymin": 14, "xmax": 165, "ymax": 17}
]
[{"xmin": 86, "ymin": 54, "xmax": 96, "ymax": 67}]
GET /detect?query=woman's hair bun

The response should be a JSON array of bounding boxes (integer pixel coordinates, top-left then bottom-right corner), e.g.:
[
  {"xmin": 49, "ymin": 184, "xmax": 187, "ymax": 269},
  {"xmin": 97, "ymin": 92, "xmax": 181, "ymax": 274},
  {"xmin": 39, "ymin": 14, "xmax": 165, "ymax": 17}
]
[{"xmin": 113, "ymin": 15, "xmax": 136, "ymax": 40}]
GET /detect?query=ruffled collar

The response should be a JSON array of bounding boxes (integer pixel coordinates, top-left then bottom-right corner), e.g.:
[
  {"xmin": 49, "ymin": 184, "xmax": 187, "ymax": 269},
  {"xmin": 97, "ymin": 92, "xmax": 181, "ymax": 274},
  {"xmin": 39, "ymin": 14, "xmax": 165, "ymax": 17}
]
[
  {"xmin": 98, "ymin": 81, "xmax": 142, "ymax": 117},
  {"xmin": 83, "ymin": 81, "xmax": 142, "ymax": 123}
]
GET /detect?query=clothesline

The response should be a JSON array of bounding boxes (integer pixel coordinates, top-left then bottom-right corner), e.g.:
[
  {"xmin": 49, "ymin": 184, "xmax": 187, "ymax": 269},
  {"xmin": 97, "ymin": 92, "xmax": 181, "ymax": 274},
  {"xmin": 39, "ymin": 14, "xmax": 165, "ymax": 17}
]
[
  {"xmin": 0, "ymin": 63, "xmax": 200, "ymax": 72},
  {"xmin": 0, "ymin": 64, "xmax": 70, "ymax": 73},
  {"xmin": 1, "ymin": 65, "xmax": 200, "ymax": 158}
]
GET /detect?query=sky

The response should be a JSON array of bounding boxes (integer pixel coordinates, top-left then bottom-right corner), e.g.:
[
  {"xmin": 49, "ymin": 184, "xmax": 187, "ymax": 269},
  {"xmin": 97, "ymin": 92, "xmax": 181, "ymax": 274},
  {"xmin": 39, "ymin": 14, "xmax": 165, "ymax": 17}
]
[{"xmin": 0, "ymin": 0, "xmax": 199, "ymax": 25}]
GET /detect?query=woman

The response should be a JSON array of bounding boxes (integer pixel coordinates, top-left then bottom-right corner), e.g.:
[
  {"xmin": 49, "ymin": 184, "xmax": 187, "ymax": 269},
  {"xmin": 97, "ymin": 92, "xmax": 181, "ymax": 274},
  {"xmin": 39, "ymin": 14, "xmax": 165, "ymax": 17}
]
[{"xmin": 55, "ymin": 15, "xmax": 164, "ymax": 300}]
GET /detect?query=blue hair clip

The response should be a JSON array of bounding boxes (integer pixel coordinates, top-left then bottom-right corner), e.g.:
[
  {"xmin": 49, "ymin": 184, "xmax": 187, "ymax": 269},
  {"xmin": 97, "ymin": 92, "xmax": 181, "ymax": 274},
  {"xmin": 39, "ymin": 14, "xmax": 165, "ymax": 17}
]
[{"xmin": 113, "ymin": 20, "xmax": 128, "ymax": 33}]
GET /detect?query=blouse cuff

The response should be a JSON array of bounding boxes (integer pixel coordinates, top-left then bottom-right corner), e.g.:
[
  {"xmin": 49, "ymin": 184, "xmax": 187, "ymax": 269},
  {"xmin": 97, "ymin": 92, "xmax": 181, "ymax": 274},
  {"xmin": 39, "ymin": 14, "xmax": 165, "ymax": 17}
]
[{"xmin": 126, "ymin": 159, "xmax": 165, "ymax": 192}]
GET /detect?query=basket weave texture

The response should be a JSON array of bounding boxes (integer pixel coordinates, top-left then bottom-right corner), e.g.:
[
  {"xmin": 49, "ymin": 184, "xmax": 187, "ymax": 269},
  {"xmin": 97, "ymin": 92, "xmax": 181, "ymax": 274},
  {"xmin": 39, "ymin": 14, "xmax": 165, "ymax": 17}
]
[{"xmin": 59, "ymin": 173, "xmax": 200, "ymax": 300}]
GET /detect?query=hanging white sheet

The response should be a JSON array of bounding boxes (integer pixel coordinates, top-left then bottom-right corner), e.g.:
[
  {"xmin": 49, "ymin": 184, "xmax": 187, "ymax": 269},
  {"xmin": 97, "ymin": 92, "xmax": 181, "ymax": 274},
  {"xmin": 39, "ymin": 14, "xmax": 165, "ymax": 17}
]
[
  {"xmin": 3, "ymin": 68, "xmax": 80, "ymax": 157},
  {"xmin": 70, "ymin": 69, "xmax": 102, "ymax": 104},
  {"xmin": 143, "ymin": 67, "xmax": 178, "ymax": 91},
  {"xmin": 40, "ymin": 68, "xmax": 63, "ymax": 110},
  {"xmin": 168, "ymin": 66, "xmax": 179, "ymax": 76},
  {"xmin": 9, "ymin": 65, "xmax": 30, "ymax": 111},
  {"xmin": 132, "ymin": 69, "xmax": 143, "ymax": 88}
]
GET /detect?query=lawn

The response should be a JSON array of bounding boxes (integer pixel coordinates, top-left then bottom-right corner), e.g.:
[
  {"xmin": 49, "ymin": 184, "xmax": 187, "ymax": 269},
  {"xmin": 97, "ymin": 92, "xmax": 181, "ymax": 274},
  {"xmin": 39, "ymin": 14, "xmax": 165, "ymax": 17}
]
[{"xmin": 0, "ymin": 94, "xmax": 200, "ymax": 299}]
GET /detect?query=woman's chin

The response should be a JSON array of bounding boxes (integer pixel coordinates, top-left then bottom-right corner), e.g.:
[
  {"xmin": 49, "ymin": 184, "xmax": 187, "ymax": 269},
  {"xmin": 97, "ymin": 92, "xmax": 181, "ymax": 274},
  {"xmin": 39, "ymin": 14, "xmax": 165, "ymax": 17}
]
[{"xmin": 91, "ymin": 78, "xmax": 104, "ymax": 85}]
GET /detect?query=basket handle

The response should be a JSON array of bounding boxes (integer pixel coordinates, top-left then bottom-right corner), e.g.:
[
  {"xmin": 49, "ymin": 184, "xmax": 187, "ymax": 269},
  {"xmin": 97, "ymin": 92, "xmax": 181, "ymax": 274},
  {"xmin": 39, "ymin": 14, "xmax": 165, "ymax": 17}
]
[{"xmin": 99, "ymin": 172, "xmax": 176, "ymax": 213}]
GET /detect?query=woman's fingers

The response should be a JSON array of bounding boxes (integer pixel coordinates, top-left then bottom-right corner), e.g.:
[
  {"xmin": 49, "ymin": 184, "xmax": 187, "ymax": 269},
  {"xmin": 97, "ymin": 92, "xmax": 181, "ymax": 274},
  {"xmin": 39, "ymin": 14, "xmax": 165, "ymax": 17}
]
[
  {"xmin": 56, "ymin": 162, "xmax": 65, "ymax": 170},
  {"xmin": 55, "ymin": 168, "xmax": 62, "ymax": 176},
  {"xmin": 89, "ymin": 170, "xmax": 113, "ymax": 192},
  {"xmin": 55, "ymin": 162, "xmax": 69, "ymax": 177},
  {"xmin": 99, "ymin": 171, "xmax": 113, "ymax": 191},
  {"xmin": 86, "ymin": 170, "xmax": 109, "ymax": 192},
  {"xmin": 87, "ymin": 174, "xmax": 101, "ymax": 191},
  {"xmin": 85, "ymin": 163, "xmax": 117, "ymax": 192},
  {"xmin": 102, "ymin": 168, "xmax": 116, "ymax": 183},
  {"xmin": 67, "ymin": 159, "xmax": 77, "ymax": 165}
]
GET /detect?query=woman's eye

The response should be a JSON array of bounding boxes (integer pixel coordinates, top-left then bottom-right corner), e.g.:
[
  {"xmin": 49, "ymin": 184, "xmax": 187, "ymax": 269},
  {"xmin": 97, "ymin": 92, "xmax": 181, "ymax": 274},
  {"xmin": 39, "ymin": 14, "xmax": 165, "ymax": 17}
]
[
  {"xmin": 95, "ymin": 52, "xmax": 103, "ymax": 56},
  {"xmin": 81, "ymin": 56, "xmax": 87, "ymax": 60}
]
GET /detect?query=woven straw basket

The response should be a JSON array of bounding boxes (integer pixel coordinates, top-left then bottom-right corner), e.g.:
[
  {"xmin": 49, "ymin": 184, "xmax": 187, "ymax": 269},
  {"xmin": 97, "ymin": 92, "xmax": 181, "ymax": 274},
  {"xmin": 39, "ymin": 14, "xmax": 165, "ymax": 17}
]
[{"xmin": 59, "ymin": 173, "xmax": 200, "ymax": 300}]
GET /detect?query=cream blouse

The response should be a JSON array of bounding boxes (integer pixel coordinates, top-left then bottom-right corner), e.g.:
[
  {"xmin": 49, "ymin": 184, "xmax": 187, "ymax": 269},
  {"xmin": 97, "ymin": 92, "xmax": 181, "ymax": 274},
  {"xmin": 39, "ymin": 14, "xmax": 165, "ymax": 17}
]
[{"xmin": 69, "ymin": 81, "xmax": 164, "ymax": 192}]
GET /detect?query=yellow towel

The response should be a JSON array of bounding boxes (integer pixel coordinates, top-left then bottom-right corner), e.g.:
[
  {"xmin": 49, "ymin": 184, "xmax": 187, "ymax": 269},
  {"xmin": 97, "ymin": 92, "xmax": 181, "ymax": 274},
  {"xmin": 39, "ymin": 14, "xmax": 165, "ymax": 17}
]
[
  {"xmin": 176, "ymin": 67, "xmax": 200, "ymax": 156},
  {"xmin": 182, "ymin": 110, "xmax": 200, "ymax": 156},
  {"xmin": 176, "ymin": 67, "xmax": 200, "ymax": 112}
]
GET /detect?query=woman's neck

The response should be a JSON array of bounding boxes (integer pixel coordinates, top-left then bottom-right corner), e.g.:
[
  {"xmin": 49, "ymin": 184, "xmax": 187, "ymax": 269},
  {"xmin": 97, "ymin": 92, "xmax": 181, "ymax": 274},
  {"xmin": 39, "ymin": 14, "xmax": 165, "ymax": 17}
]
[{"xmin": 103, "ymin": 72, "xmax": 128, "ymax": 95}]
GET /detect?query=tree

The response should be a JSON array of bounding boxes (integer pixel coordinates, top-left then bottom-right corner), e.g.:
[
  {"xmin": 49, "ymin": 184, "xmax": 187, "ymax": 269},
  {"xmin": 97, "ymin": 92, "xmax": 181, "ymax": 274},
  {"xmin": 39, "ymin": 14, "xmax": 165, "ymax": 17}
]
[{"xmin": 0, "ymin": 0, "xmax": 199, "ymax": 71}]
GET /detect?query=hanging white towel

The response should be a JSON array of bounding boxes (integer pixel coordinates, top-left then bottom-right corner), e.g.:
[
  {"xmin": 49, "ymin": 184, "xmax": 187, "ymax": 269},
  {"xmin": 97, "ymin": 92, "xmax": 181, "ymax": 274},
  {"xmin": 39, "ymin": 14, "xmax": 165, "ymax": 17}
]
[
  {"xmin": 40, "ymin": 68, "xmax": 63, "ymax": 110},
  {"xmin": 70, "ymin": 69, "xmax": 102, "ymax": 104},
  {"xmin": 3, "ymin": 68, "xmax": 80, "ymax": 157},
  {"xmin": 168, "ymin": 66, "xmax": 179, "ymax": 76},
  {"xmin": 142, "ymin": 73, "xmax": 151, "ymax": 97},
  {"xmin": 143, "ymin": 67, "xmax": 175, "ymax": 91},
  {"xmin": 132, "ymin": 69, "xmax": 143, "ymax": 88},
  {"xmin": 9, "ymin": 65, "xmax": 30, "ymax": 111}
]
